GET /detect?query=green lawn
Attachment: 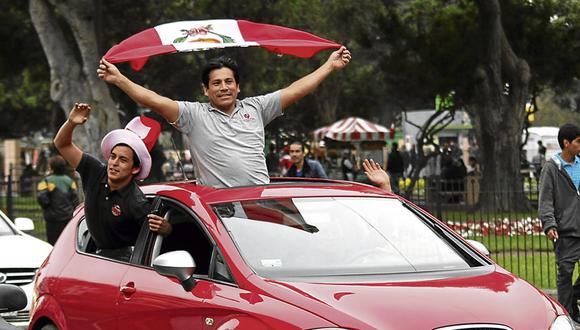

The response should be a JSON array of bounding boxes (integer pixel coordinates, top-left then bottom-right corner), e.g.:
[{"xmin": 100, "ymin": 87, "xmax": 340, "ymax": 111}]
[
  {"xmin": 469, "ymin": 234, "xmax": 553, "ymax": 253},
  {"xmin": 4, "ymin": 196, "xmax": 46, "ymax": 240},
  {"xmin": 493, "ymin": 252, "xmax": 558, "ymax": 289}
]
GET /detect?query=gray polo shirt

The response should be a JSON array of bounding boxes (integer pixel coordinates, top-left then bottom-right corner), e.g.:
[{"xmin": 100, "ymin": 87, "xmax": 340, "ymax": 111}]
[{"xmin": 173, "ymin": 91, "xmax": 282, "ymax": 188}]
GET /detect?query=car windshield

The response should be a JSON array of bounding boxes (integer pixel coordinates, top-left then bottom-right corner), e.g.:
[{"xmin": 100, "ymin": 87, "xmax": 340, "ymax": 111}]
[
  {"xmin": 0, "ymin": 211, "xmax": 16, "ymax": 236},
  {"xmin": 214, "ymin": 197, "xmax": 470, "ymax": 279}
]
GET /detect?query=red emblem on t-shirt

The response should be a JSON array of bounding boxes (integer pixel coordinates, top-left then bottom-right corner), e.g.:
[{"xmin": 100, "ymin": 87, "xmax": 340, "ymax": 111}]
[
  {"xmin": 111, "ymin": 204, "xmax": 122, "ymax": 217},
  {"xmin": 242, "ymin": 112, "xmax": 255, "ymax": 122}
]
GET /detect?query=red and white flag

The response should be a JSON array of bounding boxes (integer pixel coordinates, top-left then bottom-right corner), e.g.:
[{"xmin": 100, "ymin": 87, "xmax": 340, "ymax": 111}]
[{"xmin": 104, "ymin": 19, "xmax": 341, "ymax": 70}]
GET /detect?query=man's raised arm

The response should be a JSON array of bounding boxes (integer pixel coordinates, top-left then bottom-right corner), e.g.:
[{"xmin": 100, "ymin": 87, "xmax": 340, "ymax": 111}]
[
  {"xmin": 97, "ymin": 58, "xmax": 180, "ymax": 123},
  {"xmin": 53, "ymin": 103, "xmax": 90, "ymax": 169},
  {"xmin": 280, "ymin": 46, "xmax": 351, "ymax": 110}
]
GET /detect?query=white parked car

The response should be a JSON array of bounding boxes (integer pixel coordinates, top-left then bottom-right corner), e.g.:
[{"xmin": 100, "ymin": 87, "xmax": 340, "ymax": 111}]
[{"xmin": 0, "ymin": 210, "xmax": 52, "ymax": 327}]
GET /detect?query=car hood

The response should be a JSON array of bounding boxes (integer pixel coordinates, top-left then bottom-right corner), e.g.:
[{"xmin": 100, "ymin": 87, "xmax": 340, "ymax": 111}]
[
  {"xmin": 257, "ymin": 268, "xmax": 560, "ymax": 329},
  {"xmin": 0, "ymin": 234, "xmax": 52, "ymax": 268}
]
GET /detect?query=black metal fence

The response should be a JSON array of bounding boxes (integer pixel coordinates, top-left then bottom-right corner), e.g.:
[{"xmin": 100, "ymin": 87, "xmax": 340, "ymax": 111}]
[
  {"xmin": 0, "ymin": 173, "xmax": 556, "ymax": 289},
  {"xmin": 405, "ymin": 175, "xmax": 555, "ymax": 289}
]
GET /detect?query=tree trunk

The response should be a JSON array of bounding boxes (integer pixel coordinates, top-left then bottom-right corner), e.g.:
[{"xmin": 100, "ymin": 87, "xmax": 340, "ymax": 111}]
[
  {"xmin": 471, "ymin": 0, "xmax": 531, "ymax": 211},
  {"xmin": 316, "ymin": 79, "xmax": 340, "ymax": 124},
  {"xmin": 29, "ymin": 0, "xmax": 119, "ymax": 157}
]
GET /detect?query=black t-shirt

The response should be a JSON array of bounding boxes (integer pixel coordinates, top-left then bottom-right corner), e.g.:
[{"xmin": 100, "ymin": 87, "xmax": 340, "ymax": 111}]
[{"xmin": 76, "ymin": 153, "xmax": 151, "ymax": 249}]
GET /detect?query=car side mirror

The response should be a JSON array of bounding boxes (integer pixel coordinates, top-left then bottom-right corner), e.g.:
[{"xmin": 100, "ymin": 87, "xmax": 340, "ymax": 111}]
[
  {"xmin": 467, "ymin": 239, "xmax": 490, "ymax": 257},
  {"xmin": 0, "ymin": 284, "xmax": 27, "ymax": 312},
  {"xmin": 153, "ymin": 250, "xmax": 197, "ymax": 291},
  {"xmin": 14, "ymin": 217, "xmax": 34, "ymax": 232}
]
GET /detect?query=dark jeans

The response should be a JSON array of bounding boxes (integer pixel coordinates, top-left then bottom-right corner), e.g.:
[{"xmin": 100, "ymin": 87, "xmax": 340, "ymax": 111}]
[
  {"xmin": 46, "ymin": 221, "xmax": 69, "ymax": 245},
  {"xmin": 96, "ymin": 246, "xmax": 133, "ymax": 262},
  {"xmin": 554, "ymin": 236, "xmax": 580, "ymax": 318},
  {"xmin": 391, "ymin": 173, "xmax": 403, "ymax": 194}
]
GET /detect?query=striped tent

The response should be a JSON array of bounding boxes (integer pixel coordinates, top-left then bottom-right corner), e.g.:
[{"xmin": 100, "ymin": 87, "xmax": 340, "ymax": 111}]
[{"xmin": 313, "ymin": 117, "xmax": 388, "ymax": 142}]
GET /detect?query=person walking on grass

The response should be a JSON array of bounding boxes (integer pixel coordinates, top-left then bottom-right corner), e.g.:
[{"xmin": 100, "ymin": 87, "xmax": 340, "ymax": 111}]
[{"xmin": 539, "ymin": 123, "xmax": 580, "ymax": 324}]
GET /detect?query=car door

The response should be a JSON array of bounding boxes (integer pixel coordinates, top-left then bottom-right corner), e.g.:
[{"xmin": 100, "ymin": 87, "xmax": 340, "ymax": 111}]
[
  {"xmin": 115, "ymin": 199, "xmax": 210, "ymax": 329},
  {"xmin": 56, "ymin": 218, "xmax": 130, "ymax": 330},
  {"xmin": 116, "ymin": 198, "xmax": 276, "ymax": 329}
]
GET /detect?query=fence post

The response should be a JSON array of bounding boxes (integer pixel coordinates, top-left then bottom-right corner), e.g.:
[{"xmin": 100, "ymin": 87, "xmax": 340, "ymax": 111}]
[
  {"xmin": 0, "ymin": 173, "xmax": 3, "ymax": 212},
  {"xmin": 435, "ymin": 175, "xmax": 442, "ymax": 219},
  {"xmin": 7, "ymin": 164, "xmax": 13, "ymax": 219}
]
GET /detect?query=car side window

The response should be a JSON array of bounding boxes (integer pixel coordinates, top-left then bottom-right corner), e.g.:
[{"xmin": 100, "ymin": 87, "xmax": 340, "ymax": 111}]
[
  {"xmin": 76, "ymin": 217, "xmax": 144, "ymax": 263},
  {"xmin": 140, "ymin": 198, "xmax": 234, "ymax": 284},
  {"xmin": 76, "ymin": 218, "xmax": 96, "ymax": 253}
]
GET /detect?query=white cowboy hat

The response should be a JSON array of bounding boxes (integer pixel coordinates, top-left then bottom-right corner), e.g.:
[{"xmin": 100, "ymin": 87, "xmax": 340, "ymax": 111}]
[{"xmin": 100, "ymin": 116, "xmax": 161, "ymax": 180}]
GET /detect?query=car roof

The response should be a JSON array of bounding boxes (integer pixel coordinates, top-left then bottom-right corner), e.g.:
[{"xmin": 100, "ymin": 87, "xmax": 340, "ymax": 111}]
[{"xmin": 140, "ymin": 177, "xmax": 395, "ymax": 204}]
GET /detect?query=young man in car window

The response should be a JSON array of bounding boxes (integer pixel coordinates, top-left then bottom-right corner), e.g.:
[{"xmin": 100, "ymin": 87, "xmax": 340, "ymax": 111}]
[
  {"xmin": 97, "ymin": 47, "xmax": 351, "ymax": 188},
  {"xmin": 539, "ymin": 123, "xmax": 580, "ymax": 323},
  {"xmin": 54, "ymin": 103, "xmax": 172, "ymax": 261}
]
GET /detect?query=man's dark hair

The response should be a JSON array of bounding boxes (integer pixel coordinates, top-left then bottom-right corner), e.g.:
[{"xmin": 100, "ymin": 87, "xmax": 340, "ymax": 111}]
[
  {"xmin": 201, "ymin": 56, "xmax": 240, "ymax": 87},
  {"xmin": 558, "ymin": 123, "xmax": 580, "ymax": 149},
  {"xmin": 391, "ymin": 142, "xmax": 399, "ymax": 151},
  {"xmin": 49, "ymin": 155, "xmax": 67, "ymax": 175},
  {"xmin": 290, "ymin": 141, "xmax": 305, "ymax": 152},
  {"xmin": 112, "ymin": 143, "xmax": 141, "ymax": 169}
]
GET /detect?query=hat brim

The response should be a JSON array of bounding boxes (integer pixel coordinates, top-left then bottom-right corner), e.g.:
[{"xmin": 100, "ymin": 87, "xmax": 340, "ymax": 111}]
[{"xmin": 101, "ymin": 129, "xmax": 151, "ymax": 180}]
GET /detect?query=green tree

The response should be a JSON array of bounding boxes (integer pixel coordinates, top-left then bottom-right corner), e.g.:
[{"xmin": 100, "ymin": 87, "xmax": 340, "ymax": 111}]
[
  {"xmin": 29, "ymin": 0, "xmax": 121, "ymax": 156},
  {"xmin": 0, "ymin": 2, "xmax": 56, "ymax": 138},
  {"xmin": 367, "ymin": 0, "xmax": 580, "ymax": 210}
]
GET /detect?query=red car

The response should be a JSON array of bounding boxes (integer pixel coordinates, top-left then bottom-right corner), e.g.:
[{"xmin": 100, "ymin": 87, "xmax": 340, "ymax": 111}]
[{"xmin": 29, "ymin": 178, "xmax": 573, "ymax": 330}]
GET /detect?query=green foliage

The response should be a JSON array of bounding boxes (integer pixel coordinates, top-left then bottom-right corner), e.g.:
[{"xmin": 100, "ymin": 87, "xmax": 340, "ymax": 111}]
[
  {"xmin": 535, "ymin": 88, "xmax": 580, "ymax": 125},
  {"xmin": 504, "ymin": 0, "xmax": 580, "ymax": 90},
  {"xmin": 11, "ymin": 0, "xmax": 580, "ymax": 141},
  {"xmin": 371, "ymin": 0, "xmax": 480, "ymax": 107},
  {"xmin": 0, "ymin": 2, "xmax": 55, "ymax": 138}
]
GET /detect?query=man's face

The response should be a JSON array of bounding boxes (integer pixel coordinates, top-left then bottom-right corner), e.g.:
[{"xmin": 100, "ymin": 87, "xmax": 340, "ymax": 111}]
[
  {"xmin": 107, "ymin": 145, "xmax": 139, "ymax": 183},
  {"xmin": 203, "ymin": 67, "xmax": 240, "ymax": 114},
  {"xmin": 564, "ymin": 137, "xmax": 580, "ymax": 155},
  {"xmin": 289, "ymin": 144, "xmax": 305, "ymax": 164}
]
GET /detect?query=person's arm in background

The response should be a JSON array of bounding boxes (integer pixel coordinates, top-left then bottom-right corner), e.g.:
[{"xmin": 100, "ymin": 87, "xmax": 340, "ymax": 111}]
[
  {"xmin": 36, "ymin": 179, "xmax": 51, "ymax": 209},
  {"xmin": 53, "ymin": 103, "xmax": 90, "ymax": 169},
  {"xmin": 538, "ymin": 164, "xmax": 558, "ymax": 241},
  {"xmin": 69, "ymin": 180, "xmax": 80, "ymax": 207},
  {"xmin": 362, "ymin": 159, "xmax": 392, "ymax": 193},
  {"xmin": 97, "ymin": 59, "xmax": 179, "ymax": 123},
  {"xmin": 315, "ymin": 160, "xmax": 328, "ymax": 179},
  {"xmin": 280, "ymin": 46, "xmax": 351, "ymax": 110}
]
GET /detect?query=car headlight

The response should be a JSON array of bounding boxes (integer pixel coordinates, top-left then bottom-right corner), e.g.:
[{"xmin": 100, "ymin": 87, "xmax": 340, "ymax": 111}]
[{"xmin": 550, "ymin": 315, "xmax": 575, "ymax": 330}]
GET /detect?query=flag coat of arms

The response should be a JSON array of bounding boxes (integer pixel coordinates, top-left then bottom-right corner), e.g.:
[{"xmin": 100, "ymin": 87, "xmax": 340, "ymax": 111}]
[{"xmin": 104, "ymin": 20, "xmax": 341, "ymax": 70}]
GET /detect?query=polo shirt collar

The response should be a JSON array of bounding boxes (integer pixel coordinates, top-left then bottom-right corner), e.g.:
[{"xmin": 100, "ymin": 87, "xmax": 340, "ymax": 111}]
[
  {"xmin": 100, "ymin": 174, "xmax": 136, "ymax": 197},
  {"xmin": 116, "ymin": 180, "xmax": 136, "ymax": 197},
  {"xmin": 208, "ymin": 100, "xmax": 242, "ymax": 117},
  {"xmin": 556, "ymin": 153, "xmax": 580, "ymax": 167}
]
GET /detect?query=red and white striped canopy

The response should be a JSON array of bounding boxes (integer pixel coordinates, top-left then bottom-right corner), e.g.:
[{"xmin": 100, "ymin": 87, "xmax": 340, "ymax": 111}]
[{"xmin": 313, "ymin": 117, "xmax": 388, "ymax": 142}]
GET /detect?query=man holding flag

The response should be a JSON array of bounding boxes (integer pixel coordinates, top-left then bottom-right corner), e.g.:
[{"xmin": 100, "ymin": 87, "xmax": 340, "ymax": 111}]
[{"xmin": 97, "ymin": 46, "xmax": 350, "ymax": 188}]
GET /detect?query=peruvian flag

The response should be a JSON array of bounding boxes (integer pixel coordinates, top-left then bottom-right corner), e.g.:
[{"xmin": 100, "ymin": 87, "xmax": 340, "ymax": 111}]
[{"xmin": 104, "ymin": 19, "xmax": 341, "ymax": 70}]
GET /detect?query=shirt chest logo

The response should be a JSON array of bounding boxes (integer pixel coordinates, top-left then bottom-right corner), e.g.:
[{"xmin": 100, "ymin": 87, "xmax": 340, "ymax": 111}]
[
  {"xmin": 111, "ymin": 204, "xmax": 122, "ymax": 217},
  {"xmin": 241, "ymin": 112, "xmax": 256, "ymax": 122}
]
